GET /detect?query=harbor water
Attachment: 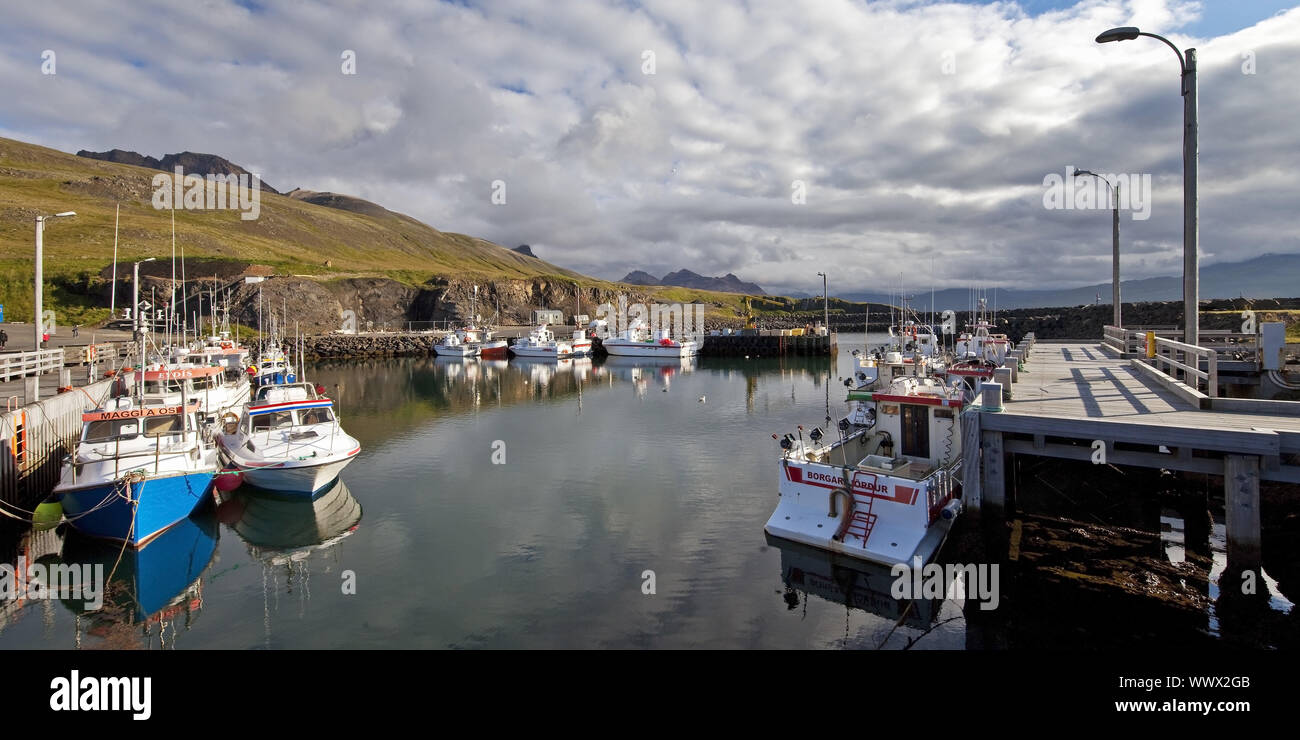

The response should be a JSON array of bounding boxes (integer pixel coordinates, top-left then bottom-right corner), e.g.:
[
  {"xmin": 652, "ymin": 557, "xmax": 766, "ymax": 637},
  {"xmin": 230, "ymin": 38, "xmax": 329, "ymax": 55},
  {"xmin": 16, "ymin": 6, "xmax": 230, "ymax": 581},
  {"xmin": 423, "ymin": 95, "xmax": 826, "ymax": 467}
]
[{"xmin": 0, "ymin": 333, "xmax": 1291, "ymax": 648}]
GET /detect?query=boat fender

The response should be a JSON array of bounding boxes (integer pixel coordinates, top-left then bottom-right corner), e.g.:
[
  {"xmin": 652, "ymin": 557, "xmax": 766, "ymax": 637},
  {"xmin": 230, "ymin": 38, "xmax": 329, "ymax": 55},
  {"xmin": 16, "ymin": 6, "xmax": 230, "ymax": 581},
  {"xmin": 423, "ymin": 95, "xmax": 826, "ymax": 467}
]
[{"xmin": 940, "ymin": 499, "xmax": 962, "ymax": 520}]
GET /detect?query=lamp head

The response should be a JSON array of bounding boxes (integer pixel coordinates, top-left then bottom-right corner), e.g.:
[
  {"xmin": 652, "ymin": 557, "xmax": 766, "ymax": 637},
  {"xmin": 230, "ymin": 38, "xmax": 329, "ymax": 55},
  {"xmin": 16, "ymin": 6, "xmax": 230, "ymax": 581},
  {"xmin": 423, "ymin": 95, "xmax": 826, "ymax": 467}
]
[{"xmin": 1096, "ymin": 26, "xmax": 1141, "ymax": 43}]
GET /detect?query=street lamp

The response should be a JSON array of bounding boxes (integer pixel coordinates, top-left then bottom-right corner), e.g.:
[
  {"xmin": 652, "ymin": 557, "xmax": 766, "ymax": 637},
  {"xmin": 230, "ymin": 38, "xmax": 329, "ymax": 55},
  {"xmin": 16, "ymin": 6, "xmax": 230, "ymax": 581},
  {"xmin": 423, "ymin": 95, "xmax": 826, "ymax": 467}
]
[
  {"xmin": 1074, "ymin": 169, "xmax": 1121, "ymax": 328},
  {"xmin": 816, "ymin": 271, "xmax": 828, "ymax": 335},
  {"xmin": 1096, "ymin": 25, "xmax": 1198, "ymax": 346},
  {"xmin": 34, "ymin": 211, "xmax": 76, "ymax": 349}
]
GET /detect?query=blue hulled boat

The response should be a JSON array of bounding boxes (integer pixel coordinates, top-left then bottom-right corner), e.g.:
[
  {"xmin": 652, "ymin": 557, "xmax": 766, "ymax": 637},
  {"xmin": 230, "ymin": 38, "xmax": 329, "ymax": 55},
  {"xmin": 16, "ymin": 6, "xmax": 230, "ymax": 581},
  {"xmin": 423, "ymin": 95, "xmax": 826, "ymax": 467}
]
[{"xmin": 55, "ymin": 398, "xmax": 219, "ymax": 547}]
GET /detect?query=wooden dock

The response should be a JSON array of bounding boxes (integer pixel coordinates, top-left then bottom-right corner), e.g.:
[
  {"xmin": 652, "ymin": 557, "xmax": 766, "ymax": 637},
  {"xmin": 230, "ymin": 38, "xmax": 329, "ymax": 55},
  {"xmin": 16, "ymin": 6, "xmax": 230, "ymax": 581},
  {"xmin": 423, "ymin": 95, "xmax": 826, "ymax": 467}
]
[{"xmin": 962, "ymin": 335, "xmax": 1300, "ymax": 574}]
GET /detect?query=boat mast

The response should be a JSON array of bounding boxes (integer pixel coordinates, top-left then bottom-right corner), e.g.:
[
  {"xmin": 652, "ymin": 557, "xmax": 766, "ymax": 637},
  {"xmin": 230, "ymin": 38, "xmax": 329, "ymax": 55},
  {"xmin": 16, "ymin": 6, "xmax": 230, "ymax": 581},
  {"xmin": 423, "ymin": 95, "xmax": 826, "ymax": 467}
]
[{"xmin": 110, "ymin": 203, "xmax": 119, "ymax": 318}]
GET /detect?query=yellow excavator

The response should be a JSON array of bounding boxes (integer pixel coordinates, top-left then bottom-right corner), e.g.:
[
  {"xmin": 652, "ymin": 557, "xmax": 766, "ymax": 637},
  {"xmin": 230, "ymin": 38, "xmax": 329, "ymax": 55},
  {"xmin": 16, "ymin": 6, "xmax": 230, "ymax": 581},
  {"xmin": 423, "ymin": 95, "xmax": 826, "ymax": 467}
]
[{"xmin": 742, "ymin": 297, "xmax": 757, "ymax": 330}]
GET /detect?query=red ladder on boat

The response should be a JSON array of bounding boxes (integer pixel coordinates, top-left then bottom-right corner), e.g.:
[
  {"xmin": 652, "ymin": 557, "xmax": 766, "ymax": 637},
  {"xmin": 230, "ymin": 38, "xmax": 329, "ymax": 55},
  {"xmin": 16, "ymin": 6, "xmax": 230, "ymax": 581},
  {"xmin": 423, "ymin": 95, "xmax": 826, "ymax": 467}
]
[{"xmin": 842, "ymin": 473, "xmax": 878, "ymax": 545}]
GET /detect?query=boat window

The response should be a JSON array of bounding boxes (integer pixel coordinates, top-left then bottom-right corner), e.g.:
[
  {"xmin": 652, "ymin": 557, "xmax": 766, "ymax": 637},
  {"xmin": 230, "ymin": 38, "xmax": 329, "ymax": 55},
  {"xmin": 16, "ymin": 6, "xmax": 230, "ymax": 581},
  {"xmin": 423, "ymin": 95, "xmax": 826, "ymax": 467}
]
[
  {"xmin": 299, "ymin": 408, "xmax": 334, "ymax": 425},
  {"xmin": 143, "ymin": 380, "xmax": 187, "ymax": 394},
  {"xmin": 83, "ymin": 419, "xmax": 140, "ymax": 443},
  {"xmin": 252, "ymin": 411, "xmax": 295, "ymax": 430},
  {"xmin": 144, "ymin": 415, "xmax": 184, "ymax": 437}
]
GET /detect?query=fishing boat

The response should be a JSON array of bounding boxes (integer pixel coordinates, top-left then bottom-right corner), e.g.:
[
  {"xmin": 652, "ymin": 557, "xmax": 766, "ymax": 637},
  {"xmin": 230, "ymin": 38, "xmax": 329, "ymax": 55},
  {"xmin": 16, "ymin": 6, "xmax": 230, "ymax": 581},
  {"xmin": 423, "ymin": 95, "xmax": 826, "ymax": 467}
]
[
  {"xmin": 433, "ymin": 330, "xmax": 480, "ymax": 358},
  {"xmin": 508, "ymin": 324, "xmax": 592, "ymax": 359},
  {"xmin": 139, "ymin": 363, "xmax": 250, "ymax": 424},
  {"xmin": 216, "ymin": 382, "xmax": 360, "ymax": 496},
  {"xmin": 764, "ymin": 372, "xmax": 965, "ymax": 567},
  {"xmin": 55, "ymin": 398, "xmax": 219, "ymax": 547},
  {"xmin": 478, "ymin": 333, "xmax": 510, "ymax": 359},
  {"xmin": 250, "ymin": 345, "xmax": 297, "ymax": 387},
  {"xmin": 601, "ymin": 318, "xmax": 699, "ymax": 358}
]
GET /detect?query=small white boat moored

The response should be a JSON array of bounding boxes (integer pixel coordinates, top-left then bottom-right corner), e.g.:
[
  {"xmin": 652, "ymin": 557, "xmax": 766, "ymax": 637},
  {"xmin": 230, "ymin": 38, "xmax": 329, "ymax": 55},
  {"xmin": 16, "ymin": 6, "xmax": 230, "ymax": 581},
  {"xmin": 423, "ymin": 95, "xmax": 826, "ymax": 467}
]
[
  {"xmin": 764, "ymin": 374, "xmax": 966, "ymax": 567},
  {"xmin": 433, "ymin": 330, "xmax": 480, "ymax": 358},
  {"xmin": 601, "ymin": 318, "xmax": 699, "ymax": 358},
  {"xmin": 217, "ymin": 383, "xmax": 360, "ymax": 496},
  {"xmin": 508, "ymin": 324, "xmax": 592, "ymax": 359}
]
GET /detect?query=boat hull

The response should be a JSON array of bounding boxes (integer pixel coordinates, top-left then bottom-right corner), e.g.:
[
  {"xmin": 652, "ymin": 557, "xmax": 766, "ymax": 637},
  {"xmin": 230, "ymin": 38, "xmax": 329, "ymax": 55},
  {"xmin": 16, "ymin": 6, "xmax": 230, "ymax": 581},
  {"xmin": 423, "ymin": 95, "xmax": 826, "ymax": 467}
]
[
  {"xmin": 510, "ymin": 344, "xmax": 587, "ymax": 359},
  {"xmin": 602, "ymin": 340, "xmax": 698, "ymax": 357},
  {"xmin": 433, "ymin": 344, "xmax": 479, "ymax": 357},
  {"xmin": 58, "ymin": 472, "xmax": 215, "ymax": 547},
  {"xmin": 223, "ymin": 452, "xmax": 357, "ymax": 497},
  {"xmin": 479, "ymin": 341, "xmax": 509, "ymax": 359}
]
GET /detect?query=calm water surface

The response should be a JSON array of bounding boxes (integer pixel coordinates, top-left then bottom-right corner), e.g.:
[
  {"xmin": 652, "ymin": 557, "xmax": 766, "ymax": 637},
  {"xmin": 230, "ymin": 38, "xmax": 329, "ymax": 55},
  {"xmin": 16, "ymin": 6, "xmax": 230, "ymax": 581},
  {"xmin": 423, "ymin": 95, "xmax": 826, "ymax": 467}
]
[{"xmin": 1, "ymin": 332, "xmax": 1288, "ymax": 649}]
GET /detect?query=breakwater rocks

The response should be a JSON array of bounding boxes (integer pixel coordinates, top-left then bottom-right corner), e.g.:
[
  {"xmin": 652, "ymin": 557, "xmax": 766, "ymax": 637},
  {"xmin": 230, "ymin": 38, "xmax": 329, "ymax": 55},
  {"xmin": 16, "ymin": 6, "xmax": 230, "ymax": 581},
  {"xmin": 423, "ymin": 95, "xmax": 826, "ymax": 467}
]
[{"xmin": 300, "ymin": 333, "xmax": 440, "ymax": 359}]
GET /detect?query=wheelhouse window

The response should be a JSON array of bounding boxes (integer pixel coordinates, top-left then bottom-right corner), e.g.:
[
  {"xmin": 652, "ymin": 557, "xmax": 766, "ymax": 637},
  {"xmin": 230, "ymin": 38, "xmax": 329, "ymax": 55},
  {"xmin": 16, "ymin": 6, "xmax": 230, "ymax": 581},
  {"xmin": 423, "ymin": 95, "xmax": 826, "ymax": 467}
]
[
  {"xmin": 83, "ymin": 419, "xmax": 141, "ymax": 443},
  {"xmin": 143, "ymin": 379, "xmax": 187, "ymax": 394},
  {"xmin": 251, "ymin": 410, "xmax": 295, "ymax": 430},
  {"xmin": 299, "ymin": 408, "xmax": 334, "ymax": 425}
]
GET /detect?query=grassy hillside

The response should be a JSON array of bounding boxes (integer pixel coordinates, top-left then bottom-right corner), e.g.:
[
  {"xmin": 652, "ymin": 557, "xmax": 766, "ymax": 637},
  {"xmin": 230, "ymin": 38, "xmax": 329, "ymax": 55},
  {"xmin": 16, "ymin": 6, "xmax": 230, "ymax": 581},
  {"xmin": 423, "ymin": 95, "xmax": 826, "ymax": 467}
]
[
  {"xmin": 0, "ymin": 135, "xmax": 847, "ymax": 327},
  {"xmin": 0, "ymin": 136, "xmax": 593, "ymax": 322}
]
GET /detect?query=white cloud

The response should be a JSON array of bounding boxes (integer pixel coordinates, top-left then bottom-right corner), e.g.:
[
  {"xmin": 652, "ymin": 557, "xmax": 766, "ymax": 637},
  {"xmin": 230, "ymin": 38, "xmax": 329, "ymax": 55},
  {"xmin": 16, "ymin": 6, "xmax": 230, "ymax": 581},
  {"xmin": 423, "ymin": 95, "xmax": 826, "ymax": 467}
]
[{"xmin": 0, "ymin": 0, "xmax": 1297, "ymax": 294}]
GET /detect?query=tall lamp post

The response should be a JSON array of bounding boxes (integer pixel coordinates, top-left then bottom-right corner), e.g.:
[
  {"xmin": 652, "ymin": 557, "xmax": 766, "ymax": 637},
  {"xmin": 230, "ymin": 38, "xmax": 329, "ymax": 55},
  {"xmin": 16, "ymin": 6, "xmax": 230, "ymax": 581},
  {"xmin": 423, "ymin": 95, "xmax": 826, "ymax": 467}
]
[
  {"xmin": 34, "ymin": 211, "xmax": 76, "ymax": 349},
  {"xmin": 816, "ymin": 271, "xmax": 828, "ymax": 335},
  {"xmin": 1096, "ymin": 25, "xmax": 1197, "ymax": 346},
  {"xmin": 1074, "ymin": 169, "xmax": 1121, "ymax": 328}
]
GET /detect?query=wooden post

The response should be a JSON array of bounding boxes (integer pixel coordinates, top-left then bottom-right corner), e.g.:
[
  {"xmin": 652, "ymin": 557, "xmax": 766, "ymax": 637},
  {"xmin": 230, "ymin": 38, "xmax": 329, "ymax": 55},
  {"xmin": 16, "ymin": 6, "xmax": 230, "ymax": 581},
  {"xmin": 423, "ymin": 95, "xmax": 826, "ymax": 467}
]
[
  {"xmin": 59, "ymin": 367, "xmax": 71, "ymax": 388},
  {"xmin": 24, "ymin": 376, "xmax": 39, "ymax": 405},
  {"xmin": 1223, "ymin": 455, "xmax": 1261, "ymax": 571},
  {"xmin": 981, "ymin": 429, "xmax": 1006, "ymax": 517},
  {"xmin": 961, "ymin": 408, "xmax": 982, "ymax": 512}
]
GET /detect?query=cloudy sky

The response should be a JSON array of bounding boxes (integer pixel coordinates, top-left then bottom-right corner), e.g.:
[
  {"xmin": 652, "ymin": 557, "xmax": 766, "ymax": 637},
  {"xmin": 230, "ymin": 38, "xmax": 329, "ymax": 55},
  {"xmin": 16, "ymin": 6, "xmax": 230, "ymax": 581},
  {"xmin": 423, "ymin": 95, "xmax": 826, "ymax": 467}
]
[{"xmin": 2, "ymin": 0, "xmax": 1297, "ymax": 295}]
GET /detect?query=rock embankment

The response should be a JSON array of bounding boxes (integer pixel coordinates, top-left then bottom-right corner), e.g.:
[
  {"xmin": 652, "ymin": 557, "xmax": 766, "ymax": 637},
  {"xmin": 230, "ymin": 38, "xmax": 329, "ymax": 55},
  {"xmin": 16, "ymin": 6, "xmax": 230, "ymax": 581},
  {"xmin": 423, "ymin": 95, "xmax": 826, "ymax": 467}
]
[{"xmin": 299, "ymin": 333, "xmax": 440, "ymax": 359}]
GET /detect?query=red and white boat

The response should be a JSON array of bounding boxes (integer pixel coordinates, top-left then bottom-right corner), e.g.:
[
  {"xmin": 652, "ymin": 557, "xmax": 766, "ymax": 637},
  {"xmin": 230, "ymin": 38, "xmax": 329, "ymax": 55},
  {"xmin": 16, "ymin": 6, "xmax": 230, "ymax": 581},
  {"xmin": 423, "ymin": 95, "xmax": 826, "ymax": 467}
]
[{"xmin": 765, "ymin": 373, "xmax": 965, "ymax": 566}]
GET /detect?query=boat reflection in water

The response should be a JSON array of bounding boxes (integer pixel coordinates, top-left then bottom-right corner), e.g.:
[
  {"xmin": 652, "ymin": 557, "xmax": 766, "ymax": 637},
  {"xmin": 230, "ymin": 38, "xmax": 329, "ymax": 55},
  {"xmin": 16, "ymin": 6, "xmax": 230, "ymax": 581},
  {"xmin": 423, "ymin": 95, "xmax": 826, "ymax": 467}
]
[
  {"xmin": 218, "ymin": 477, "xmax": 362, "ymax": 560},
  {"xmin": 598, "ymin": 355, "xmax": 696, "ymax": 397},
  {"xmin": 216, "ymin": 478, "xmax": 362, "ymax": 646},
  {"xmin": 768, "ymin": 533, "xmax": 963, "ymax": 648},
  {"xmin": 59, "ymin": 512, "xmax": 218, "ymax": 648}
]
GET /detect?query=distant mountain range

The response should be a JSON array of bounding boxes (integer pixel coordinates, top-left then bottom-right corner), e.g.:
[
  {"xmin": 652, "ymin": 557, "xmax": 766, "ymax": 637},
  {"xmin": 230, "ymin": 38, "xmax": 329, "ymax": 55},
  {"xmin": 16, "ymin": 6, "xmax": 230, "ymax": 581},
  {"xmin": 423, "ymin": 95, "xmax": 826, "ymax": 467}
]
[
  {"xmin": 77, "ymin": 148, "xmax": 282, "ymax": 194},
  {"xmin": 513, "ymin": 244, "xmax": 538, "ymax": 258},
  {"xmin": 620, "ymin": 269, "xmax": 766, "ymax": 295},
  {"xmin": 836, "ymin": 253, "xmax": 1300, "ymax": 309}
]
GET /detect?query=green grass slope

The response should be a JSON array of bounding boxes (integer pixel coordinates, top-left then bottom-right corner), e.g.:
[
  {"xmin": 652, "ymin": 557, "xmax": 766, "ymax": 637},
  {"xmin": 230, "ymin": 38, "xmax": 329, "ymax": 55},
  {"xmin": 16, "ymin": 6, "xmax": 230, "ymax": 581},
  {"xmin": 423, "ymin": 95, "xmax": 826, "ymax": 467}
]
[{"xmin": 0, "ymin": 136, "xmax": 588, "ymax": 321}]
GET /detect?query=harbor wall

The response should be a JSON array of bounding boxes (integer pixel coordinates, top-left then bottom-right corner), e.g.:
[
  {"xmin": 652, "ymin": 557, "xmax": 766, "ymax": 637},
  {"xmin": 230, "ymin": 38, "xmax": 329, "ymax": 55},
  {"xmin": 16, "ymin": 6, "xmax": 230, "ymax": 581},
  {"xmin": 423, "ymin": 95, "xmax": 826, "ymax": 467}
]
[{"xmin": 0, "ymin": 377, "xmax": 118, "ymax": 513}]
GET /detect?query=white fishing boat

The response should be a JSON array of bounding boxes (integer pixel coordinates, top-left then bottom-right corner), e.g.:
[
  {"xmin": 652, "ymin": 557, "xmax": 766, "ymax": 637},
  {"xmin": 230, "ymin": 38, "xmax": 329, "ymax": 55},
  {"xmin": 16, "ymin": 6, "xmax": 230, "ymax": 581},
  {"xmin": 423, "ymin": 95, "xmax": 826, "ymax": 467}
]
[
  {"xmin": 601, "ymin": 318, "xmax": 699, "ymax": 358},
  {"xmin": 216, "ymin": 383, "xmax": 360, "ymax": 496},
  {"xmin": 764, "ymin": 373, "xmax": 966, "ymax": 567},
  {"xmin": 508, "ymin": 324, "xmax": 592, "ymax": 359},
  {"xmin": 138, "ymin": 363, "xmax": 250, "ymax": 423},
  {"xmin": 433, "ymin": 330, "xmax": 480, "ymax": 358}
]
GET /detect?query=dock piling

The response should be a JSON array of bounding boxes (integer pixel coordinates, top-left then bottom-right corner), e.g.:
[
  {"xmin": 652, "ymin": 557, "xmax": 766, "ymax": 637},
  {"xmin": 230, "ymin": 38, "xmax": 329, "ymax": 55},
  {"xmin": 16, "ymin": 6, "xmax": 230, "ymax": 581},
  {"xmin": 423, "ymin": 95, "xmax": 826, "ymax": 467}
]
[{"xmin": 1223, "ymin": 454, "xmax": 1262, "ymax": 572}]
